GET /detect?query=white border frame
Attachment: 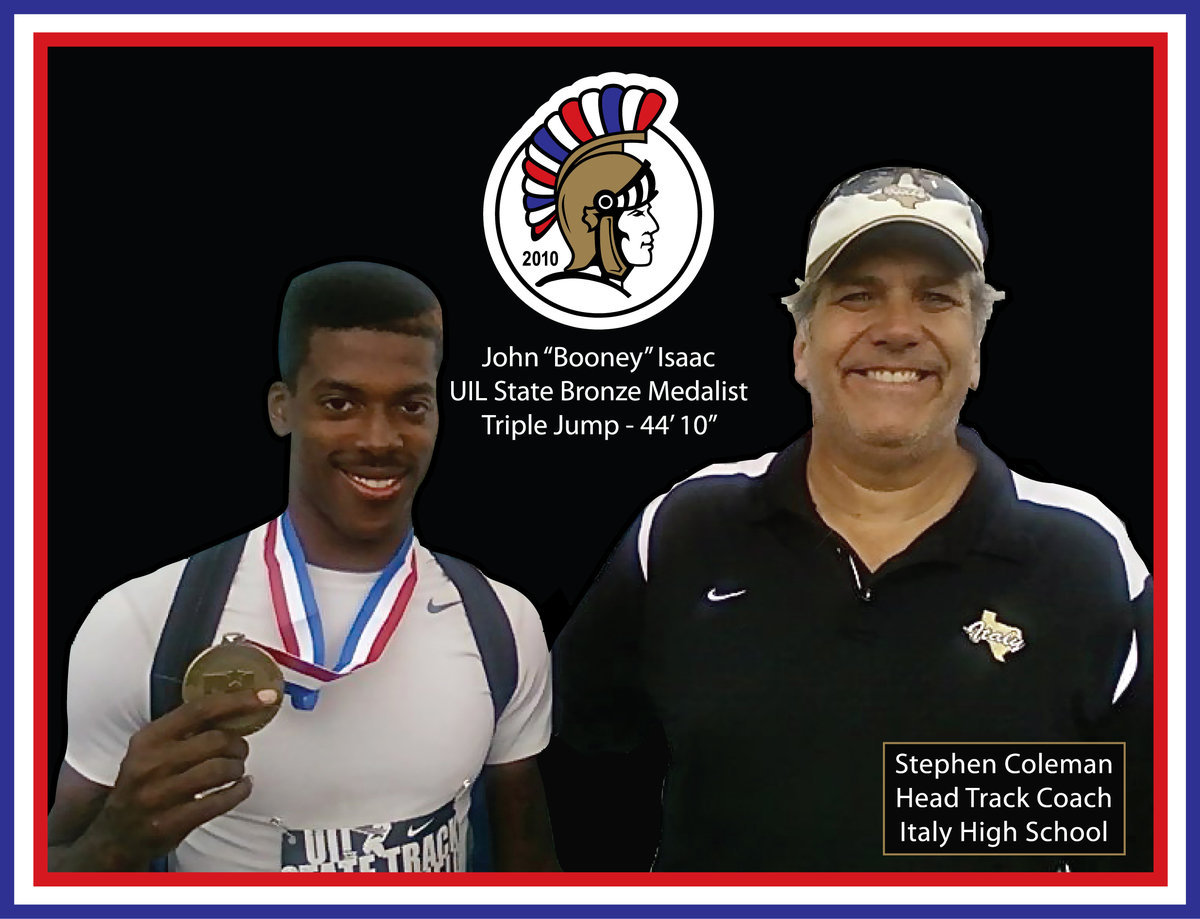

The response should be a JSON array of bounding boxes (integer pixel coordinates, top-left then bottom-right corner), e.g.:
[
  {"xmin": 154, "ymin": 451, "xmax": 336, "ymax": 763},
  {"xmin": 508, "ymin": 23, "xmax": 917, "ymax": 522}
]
[{"xmin": 13, "ymin": 12, "xmax": 1186, "ymax": 908}]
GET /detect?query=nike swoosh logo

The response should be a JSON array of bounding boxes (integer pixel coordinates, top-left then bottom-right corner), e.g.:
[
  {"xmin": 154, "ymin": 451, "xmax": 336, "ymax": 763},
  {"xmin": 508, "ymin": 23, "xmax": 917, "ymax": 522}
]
[
  {"xmin": 707, "ymin": 588, "xmax": 747, "ymax": 602},
  {"xmin": 407, "ymin": 818, "xmax": 434, "ymax": 837},
  {"xmin": 427, "ymin": 598, "xmax": 463, "ymax": 614}
]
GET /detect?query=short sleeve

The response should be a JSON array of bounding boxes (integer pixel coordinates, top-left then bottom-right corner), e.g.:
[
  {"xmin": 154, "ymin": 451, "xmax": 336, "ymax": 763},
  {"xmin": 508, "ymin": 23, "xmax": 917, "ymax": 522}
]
[
  {"xmin": 485, "ymin": 584, "xmax": 552, "ymax": 765},
  {"xmin": 63, "ymin": 563, "xmax": 183, "ymax": 787},
  {"xmin": 552, "ymin": 522, "xmax": 656, "ymax": 754}
]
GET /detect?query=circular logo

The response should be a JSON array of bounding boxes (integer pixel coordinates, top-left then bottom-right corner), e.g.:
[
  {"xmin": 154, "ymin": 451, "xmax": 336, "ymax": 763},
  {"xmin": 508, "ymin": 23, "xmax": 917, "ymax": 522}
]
[{"xmin": 484, "ymin": 73, "xmax": 714, "ymax": 330}]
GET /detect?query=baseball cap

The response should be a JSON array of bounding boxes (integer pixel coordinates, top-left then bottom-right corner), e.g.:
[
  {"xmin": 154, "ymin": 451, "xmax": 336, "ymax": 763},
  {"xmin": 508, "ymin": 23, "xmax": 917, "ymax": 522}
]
[{"xmin": 802, "ymin": 167, "xmax": 988, "ymax": 285}]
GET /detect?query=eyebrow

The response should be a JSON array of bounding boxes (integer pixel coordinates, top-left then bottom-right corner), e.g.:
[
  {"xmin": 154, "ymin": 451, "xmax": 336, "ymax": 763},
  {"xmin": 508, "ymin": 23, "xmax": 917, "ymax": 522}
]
[
  {"xmin": 312, "ymin": 379, "xmax": 436, "ymax": 397},
  {"xmin": 829, "ymin": 273, "xmax": 964, "ymax": 289}
]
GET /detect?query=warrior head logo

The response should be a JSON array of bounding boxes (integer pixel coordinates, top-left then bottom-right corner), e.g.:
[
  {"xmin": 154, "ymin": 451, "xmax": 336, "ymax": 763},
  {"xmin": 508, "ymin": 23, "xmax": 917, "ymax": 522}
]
[
  {"xmin": 485, "ymin": 74, "xmax": 712, "ymax": 330},
  {"xmin": 523, "ymin": 85, "xmax": 663, "ymax": 288}
]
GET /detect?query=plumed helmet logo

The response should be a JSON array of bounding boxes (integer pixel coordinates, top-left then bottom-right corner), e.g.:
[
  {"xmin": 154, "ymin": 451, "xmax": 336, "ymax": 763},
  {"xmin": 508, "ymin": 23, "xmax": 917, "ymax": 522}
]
[{"xmin": 484, "ymin": 73, "xmax": 713, "ymax": 330}]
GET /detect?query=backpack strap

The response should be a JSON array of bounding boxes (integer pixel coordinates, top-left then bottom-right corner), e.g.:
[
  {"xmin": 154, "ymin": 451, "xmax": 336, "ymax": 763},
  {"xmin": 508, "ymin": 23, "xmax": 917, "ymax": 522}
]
[
  {"xmin": 147, "ymin": 531, "xmax": 248, "ymax": 870},
  {"xmin": 150, "ymin": 532, "xmax": 249, "ymax": 721},
  {"xmin": 432, "ymin": 552, "xmax": 518, "ymax": 720},
  {"xmin": 432, "ymin": 551, "xmax": 518, "ymax": 872}
]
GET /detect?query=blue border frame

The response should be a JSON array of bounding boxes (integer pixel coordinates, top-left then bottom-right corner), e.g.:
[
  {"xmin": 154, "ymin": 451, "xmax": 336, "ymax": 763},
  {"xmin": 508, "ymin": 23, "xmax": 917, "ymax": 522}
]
[
  {"xmin": 11, "ymin": 6, "xmax": 1188, "ymax": 918},
  {"xmin": 0, "ymin": 905, "xmax": 1195, "ymax": 917},
  {"xmin": 2, "ymin": 2, "xmax": 1195, "ymax": 11}
]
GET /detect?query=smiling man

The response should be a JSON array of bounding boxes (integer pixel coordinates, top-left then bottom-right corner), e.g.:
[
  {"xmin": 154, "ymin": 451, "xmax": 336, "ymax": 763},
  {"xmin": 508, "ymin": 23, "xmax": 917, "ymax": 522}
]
[
  {"xmin": 49, "ymin": 260, "xmax": 557, "ymax": 872},
  {"xmin": 553, "ymin": 167, "xmax": 1152, "ymax": 871}
]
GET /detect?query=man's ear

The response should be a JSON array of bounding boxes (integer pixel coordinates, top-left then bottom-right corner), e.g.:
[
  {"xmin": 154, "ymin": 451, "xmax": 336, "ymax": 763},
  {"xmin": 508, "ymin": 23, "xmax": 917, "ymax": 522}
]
[
  {"xmin": 793, "ymin": 327, "xmax": 810, "ymax": 390},
  {"xmin": 267, "ymin": 381, "xmax": 292, "ymax": 437},
  {"xmin": 969, "ymin": 344, "xmax": 982, "ymax": 390}
]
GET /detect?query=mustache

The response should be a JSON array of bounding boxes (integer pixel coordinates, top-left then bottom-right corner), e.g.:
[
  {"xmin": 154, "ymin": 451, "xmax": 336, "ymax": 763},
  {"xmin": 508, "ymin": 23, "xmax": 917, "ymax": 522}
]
[{"xmin": 332, "ymin": 451, "xmax": 413, "ymax": 472}]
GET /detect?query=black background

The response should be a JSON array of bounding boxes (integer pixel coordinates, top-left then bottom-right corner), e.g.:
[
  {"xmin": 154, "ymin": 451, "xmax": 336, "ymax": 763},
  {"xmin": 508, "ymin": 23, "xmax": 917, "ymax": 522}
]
[{"xmin": 47, "ymin": 44, "xmax": 1154, "ymax": 870}]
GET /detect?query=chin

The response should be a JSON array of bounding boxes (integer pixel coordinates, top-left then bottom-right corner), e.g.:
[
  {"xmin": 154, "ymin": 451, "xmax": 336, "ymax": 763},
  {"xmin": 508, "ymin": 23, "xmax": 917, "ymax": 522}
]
[
  {"xmin": 332, "ymin": 504, "xmax": 412, "ymax": 544},
  {"xmin": 852, "ymin": 416, "xmax": 964, "ymax": 454},
  {"xmin": 846, "ymin": 414, "xmax": 907, "ymax": 437},
  {"xmin": 857, "ymin": 431, "xmax": 922, "ymax": 450},
  {"xmin": 841, "ymin": 414, "xmax": 931, "ymax": 448}
]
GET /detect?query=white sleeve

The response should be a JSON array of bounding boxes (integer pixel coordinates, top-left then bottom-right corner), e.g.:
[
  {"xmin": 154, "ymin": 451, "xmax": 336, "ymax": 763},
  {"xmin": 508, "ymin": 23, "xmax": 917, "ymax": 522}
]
[
  {"xmin": 63, "ymin": 563, "xmax": 183, "ymax": 787},
  {"xmin": 485, "ymin": 583, "xmax": 551, "ymax": 765}
]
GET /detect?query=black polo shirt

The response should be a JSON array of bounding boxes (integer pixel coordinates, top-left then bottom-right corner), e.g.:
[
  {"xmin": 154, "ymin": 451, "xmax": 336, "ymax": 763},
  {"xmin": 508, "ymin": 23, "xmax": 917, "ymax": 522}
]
[{"xmin": 553, "ymin": 428, "xmax": 1152, "ymax": 872}]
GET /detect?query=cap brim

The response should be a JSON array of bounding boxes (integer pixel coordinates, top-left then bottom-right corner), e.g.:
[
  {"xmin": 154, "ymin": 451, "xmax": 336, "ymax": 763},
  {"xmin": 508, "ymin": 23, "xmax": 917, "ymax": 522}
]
[{"xmin": 805, "ymin": 215, "xmax": 984, "ymax": 285}]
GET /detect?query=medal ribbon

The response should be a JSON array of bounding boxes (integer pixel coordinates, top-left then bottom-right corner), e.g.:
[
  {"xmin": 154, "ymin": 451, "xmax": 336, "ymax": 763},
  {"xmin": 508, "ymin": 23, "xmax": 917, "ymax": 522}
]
[{"xmin": 259, "ymin": 513, "xmax": 418, "ymax": 709}]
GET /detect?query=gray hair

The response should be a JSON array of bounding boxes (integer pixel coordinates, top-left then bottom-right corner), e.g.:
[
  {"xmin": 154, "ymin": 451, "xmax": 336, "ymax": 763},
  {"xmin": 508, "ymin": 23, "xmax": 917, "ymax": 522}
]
[{"xmin": 782, "ymin": 271, "xmax": 1005, "ymax": 343}]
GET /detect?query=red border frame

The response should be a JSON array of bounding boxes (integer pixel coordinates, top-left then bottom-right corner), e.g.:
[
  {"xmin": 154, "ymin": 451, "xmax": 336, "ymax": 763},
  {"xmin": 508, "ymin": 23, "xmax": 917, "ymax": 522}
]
[{"xmin": 31, "ymin": 29, "xmax": 1170, "ymax": 890}]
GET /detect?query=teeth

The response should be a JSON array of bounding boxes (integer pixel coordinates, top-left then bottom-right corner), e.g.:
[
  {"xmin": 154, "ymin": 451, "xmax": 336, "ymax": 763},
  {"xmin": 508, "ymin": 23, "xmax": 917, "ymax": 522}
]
[
  {"xmin": 348, "ymin": 474, "xmax": 399, "ymax": 488},
  {"xmin": 864, "ymin": 369, "xmax": 923, "ymax": 384}
]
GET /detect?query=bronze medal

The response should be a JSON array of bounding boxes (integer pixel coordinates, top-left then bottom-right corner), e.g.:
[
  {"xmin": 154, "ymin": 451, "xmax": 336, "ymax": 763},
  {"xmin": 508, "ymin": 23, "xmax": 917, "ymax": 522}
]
[{"xmin": 182, "ymin": 633, "xmax": 284, "ymax": 735}]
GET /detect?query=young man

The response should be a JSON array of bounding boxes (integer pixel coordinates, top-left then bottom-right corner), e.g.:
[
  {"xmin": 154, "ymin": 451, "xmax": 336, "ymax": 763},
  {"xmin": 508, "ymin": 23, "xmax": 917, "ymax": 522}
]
[
  {"xmin": 553, "ymin": 167, "xmax": 1152, "ymax": 871},
  {"xmin": 50, "ymin": 260, "xmax": 557, "ymax": 872}
]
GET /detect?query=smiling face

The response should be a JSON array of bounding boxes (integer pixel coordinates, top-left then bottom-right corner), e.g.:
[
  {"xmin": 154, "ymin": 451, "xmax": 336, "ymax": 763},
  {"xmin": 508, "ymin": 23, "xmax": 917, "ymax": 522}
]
[
  {"xmin": 268, "ymin": 328, "xmax": 439, "ymax": 571},
  {"xmin": 793, "ymin": 244, "xmax": 980, "ymax": 458},
  {"xmin": 616, "ymin": 203, "xmax": 659, "ymax": 267}
]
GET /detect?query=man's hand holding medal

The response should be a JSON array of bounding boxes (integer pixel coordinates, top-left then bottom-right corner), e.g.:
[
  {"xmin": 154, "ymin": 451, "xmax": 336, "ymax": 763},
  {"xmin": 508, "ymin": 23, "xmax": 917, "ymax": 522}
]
[{"xmin": 48, "ymin": 637, "xmax": 281, "ymax": 871}]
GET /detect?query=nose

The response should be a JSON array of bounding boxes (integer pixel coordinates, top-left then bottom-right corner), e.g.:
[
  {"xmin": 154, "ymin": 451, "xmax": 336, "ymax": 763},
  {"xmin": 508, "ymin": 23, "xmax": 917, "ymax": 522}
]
[
  {"xmin": 358, "ymin": 405, "xmax": 402, "ymax": 450},
  {"xmin": 648, "ymin": 212, "xmax": 659, "ymax": 233},
  {"xmin": 869, "ymin": 296, "xmax": 924, "ymax": 350}
]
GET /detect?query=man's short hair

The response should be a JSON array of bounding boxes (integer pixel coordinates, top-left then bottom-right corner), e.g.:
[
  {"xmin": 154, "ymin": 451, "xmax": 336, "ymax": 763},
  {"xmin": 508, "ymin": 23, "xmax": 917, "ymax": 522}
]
[
  {"xmin": 782, "ymin": 224, "xmax": 1004, "ymax": 342},
  {"xmin": 278, "ymin": 260, "xmax": 443, "ymax": 387}
]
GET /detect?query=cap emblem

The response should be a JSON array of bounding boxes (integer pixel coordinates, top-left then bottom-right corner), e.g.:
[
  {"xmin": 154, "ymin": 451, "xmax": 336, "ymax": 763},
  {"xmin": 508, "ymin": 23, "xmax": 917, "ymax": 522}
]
[
  {"xmin": 962, "ymin": 610, "xmax": 1025, "ymax": 663},
  {"xmin": 867, "ymin": 173, "xmax": 930, "ymax": 210}
]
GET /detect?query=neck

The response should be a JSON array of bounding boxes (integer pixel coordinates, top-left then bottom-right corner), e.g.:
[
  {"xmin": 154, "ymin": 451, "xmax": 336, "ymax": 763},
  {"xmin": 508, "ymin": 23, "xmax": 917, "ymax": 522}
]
[
  {"xmin": 806, "ymin": 426, "xmax": 975, "ymax": 529},
  {"xmin": 283, "ymin": 501, "xmax": 411, "ymax": 573}
]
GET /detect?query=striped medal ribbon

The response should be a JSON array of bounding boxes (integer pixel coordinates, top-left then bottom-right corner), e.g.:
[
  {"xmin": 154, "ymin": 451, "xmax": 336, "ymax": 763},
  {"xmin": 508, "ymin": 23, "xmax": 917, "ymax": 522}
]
[{"xmin": 253, "ymin": 512, "xmax": 418, "ymax": 710}]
